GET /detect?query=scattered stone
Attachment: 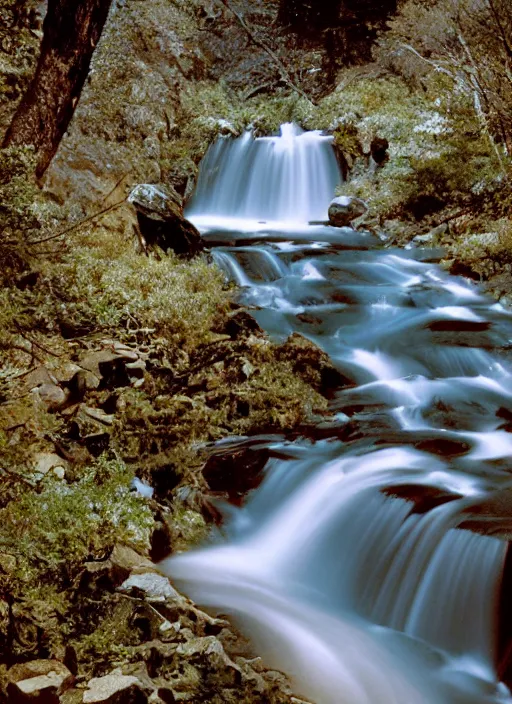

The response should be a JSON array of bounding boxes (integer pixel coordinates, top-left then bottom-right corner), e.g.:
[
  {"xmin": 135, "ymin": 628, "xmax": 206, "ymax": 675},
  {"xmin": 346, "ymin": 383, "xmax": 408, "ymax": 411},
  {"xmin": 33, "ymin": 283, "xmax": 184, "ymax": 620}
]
[
  {"xmin": 36, "ymin": 383, "xmax": 68, "ymax": 411},
  {"xmin": 126, "ymin": 358, "xmax": 146, "ymax": 380},
  {"xmin": 52, "ymin": 466, "xmax": 66, "ymax": 480},
  {"xmin": 128, "ymin": 184, "xmax": 204, "ymax": 258},
  {"xmin": 7, "ymin": 660, "xmax": 73, "ymax": 703},
  {"xmin": 115, "ymin": 349, "xmax": 139, "ymax": 362},
  {"xmin": 33, "ymin": 452, "xmax": 68, "ymax": 477},
  {"xmin": 82, "ymin": 406, "xmax": 115, "ymax": 426},
  {"xmin": 328, "ymin": 196, "xmax": 368, "ymax": 228},
  {"xmin": 23, "ymin": 365, "xmax": 57, "ymax": 392},
  {"xmin": 110, "ymin": 544, "xmax": 155, "ymax": 577},
  {"xmin": 83, "ymin": 672, "xmax": 147, "ymax": 704},
  {"xmin": 82, "ymin": 544, "xmax": 155, "ymax": 592},
  {"xmin": 79, "ymin": 350, "xmax": 122, "ymax": 378},
  {"xmin": 413, "ymin": 232, "xmax": 435, "ymax": 245}
]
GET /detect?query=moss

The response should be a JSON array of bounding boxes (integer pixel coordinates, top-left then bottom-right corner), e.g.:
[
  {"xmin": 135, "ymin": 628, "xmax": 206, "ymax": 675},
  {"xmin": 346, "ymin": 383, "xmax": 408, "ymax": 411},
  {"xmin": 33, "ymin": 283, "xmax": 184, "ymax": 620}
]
[{"xmin": 0, "ymin": 455, "xmax": 153, "ymax": 594}]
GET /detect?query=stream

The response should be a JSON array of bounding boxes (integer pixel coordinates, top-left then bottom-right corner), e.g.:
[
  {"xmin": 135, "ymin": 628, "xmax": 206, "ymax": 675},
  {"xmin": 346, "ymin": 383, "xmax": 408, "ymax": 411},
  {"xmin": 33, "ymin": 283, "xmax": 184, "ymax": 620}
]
[{"xmin": 162, "ymin": 124, "xmax": 512, "ymax": 703}]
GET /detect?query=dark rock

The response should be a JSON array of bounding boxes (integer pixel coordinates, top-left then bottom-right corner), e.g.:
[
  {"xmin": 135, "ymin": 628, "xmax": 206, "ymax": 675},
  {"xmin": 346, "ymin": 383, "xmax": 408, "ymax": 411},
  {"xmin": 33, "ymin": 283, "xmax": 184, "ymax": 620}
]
[
  {"xmin": 59, "ymin": 318, "xmax": 94, "ymax": 339},
  {"xmin": 414, "ymin": 437, "xmax": 471, "ymax": 457},
  {"xmin": 328, "ymin": 196, "xmax": 368, "ymax": 228},
  {"xmin": 82, "ymin": 432, "xmax": 111, "ymax": 457},
  {"xmin": 203, "ymin": 448, "xmax": 270, "ymax": 503},
  {"xmin": 449, "ymin": 260, "xmax": 481, "ymax": 281},
  {"xmin": 64, "ymin": 371, "xmax": 88, "ymax": 404},
  {"xmin": 15, "ymin": 270, "xmax": 40, "ymax": 291},
  {"xmin": 276, "ymin": 332, "xmax": 352, "ymax": 398},
  {"xmin": 427, "ymin": 320, "xmax": 491, "ymax": 333},
  {"xmin": 370, "ymin": 136, "xmax": 389, "ymax": 165},
  {"xmin": 149, "ymin": 519, "xmax": 173, "ymax": 563},
  {"xmin": 128, "ymin": 184, "xmax": 204, "ymax": 258},
  {"xmin": 382, "ymin": 484, "xmax": 462, "ymax": 514},
  {"xmin": 223, "ymin": 311, "xmax": 263, "ymax": 340},
  {"xmin": 98, "ymin": 358, "xmax": 131, "ymax": 390}
]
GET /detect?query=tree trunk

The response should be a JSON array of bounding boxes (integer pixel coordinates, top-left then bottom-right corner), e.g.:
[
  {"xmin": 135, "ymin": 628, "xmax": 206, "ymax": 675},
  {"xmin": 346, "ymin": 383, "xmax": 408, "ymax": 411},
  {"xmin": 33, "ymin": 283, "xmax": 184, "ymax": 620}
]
[{"xmin": 2, "ymin": 0, "xmax": 113, "ymax": 177}]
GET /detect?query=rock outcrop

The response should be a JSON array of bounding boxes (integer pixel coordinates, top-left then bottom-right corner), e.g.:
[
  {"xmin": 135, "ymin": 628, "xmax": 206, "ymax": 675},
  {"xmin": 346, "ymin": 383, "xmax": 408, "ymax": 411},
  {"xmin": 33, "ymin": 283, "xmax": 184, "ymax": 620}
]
[
  {"xmin": 328, "ymin": 196, "xmax": 368, "ymax": 228},
  {"xmin": 128, "ymin": 184, "xmax": 203, "ymax": 258}
]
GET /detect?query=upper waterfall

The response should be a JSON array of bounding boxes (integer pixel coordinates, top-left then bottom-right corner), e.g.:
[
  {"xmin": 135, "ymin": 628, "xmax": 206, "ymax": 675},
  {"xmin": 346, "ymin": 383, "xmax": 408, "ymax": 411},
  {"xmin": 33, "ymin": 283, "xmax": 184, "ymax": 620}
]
[{"xmin": 186, "ymin": 123, "xmax": 342, "ymax": 228}]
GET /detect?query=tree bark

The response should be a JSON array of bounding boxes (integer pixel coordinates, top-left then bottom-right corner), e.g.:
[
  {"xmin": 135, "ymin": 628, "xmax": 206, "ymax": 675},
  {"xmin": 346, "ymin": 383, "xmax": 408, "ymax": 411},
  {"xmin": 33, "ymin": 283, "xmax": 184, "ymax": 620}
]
[{"xmin": 2, "ymin": 0, "xmax": 113, "ymax": 177}]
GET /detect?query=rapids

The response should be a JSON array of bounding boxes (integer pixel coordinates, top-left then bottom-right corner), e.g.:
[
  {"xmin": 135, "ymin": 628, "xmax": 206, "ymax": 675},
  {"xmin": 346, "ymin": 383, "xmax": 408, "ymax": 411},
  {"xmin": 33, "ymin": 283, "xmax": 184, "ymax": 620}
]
[{"xmin": 162, "ymin": 124, "xmax": 512, "ymax": 703}]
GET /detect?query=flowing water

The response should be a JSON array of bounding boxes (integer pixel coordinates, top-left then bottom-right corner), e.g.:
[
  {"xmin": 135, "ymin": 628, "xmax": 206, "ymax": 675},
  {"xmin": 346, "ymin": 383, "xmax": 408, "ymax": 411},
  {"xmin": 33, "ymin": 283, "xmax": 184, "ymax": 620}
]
[{"xmin": 162, "ymin": 124, "xmax": 512, "ymax": 703}]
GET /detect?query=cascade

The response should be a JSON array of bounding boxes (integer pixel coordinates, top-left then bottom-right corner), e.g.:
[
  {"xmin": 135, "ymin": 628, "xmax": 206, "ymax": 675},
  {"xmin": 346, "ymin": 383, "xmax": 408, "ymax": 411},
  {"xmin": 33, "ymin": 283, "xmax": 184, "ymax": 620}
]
[
  {"xmin": 186, "ymin": 123, "xmax": 342, "ymax": 227},
  {"xmin": 162, "ymin": 124, "xmax": 512, "ymax": 704}
]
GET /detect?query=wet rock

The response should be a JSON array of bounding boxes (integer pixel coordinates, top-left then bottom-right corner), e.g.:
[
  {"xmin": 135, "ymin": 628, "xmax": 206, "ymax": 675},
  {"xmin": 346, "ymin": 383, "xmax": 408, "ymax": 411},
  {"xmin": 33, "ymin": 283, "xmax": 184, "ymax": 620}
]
[
  {"xmin": 382, "ymin": 484, "xmax": 462, "ymax": 514},
  {"xmin": 128, "ymin": 184, "xmax": 203, "ymax": 258},
  {"xmin": 7, "ymin": 660, "xmax": 73, "ymax": 703},
  {"xmin": 203, "ymin": 447, "xmax": 270, "ymax": 504},
  {"xmin": 83, "ymin": 672, "xmax": 147, "ymax": 704},
  {"xmin": 460, "ymin": 489, "xmax": 512, "ymax": 539},
  {"xmin": 328, "ymin": 196, "xmax": 368, "ymax": 228}
]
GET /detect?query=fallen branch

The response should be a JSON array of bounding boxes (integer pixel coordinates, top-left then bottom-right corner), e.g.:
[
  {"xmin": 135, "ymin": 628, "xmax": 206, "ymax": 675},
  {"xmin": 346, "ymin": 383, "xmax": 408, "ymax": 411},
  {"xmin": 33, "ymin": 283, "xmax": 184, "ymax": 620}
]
[
  {"xmin": 13, "ymin": 321, "xmax": 63, "ymax": 358},
  {"xmin": 219, "ymin": 0, "xmax": 315, "ymax": 105},
  {"xmin": 27, "ymin": 198, "xmax": 127, "ymax": 246}
]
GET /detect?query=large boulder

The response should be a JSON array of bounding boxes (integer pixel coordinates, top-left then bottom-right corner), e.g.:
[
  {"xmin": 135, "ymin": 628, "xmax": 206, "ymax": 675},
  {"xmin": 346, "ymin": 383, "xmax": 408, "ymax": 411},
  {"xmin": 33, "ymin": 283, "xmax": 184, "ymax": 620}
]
[
  {"xmin": 6, "ymin": 660, "xmax": 74, "ymax": 704},
  {"xmin": 128, "ymin": 184, "xmax": 204, "ymax": 258},
  {"xmin": 328, "ymin": 196, "xmax": 368, "ymax": 228}
]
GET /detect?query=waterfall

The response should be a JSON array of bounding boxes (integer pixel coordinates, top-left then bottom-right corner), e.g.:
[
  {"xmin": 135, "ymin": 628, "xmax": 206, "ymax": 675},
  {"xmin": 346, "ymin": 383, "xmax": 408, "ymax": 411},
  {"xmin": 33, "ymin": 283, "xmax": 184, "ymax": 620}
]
[
  {"xmin": 162, "ymin": 124, "xmax": 512, "ymax": 704},
  {"xmin": 186, "ymin": 123, "xmax": 342, "ymax": 227}
]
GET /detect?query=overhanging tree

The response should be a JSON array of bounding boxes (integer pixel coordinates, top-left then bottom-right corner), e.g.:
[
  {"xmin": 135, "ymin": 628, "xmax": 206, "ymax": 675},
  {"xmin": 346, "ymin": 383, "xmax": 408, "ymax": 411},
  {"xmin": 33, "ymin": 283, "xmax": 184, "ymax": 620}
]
[{"xmin": 2, "ymin": 0, "xmax": 113, "ymax": 177}]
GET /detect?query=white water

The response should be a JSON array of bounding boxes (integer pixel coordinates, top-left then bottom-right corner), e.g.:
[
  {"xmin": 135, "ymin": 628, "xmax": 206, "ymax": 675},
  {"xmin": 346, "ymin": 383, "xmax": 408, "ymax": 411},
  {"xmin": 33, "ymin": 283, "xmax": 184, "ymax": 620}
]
[
  {"xmin": 162, "ymin": 125, "xmax": 512, "ymax": 704},
  {"xmin": 186, "ymin": 123, "xmax": 341, "ymax": 226}
]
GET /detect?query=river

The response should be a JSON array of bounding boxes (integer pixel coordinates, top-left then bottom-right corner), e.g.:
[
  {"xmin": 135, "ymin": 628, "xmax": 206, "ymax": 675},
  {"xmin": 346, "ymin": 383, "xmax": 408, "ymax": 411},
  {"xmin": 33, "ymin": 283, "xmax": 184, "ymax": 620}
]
[{"xmin": 162, "ymin": 123, "xmax": 512, "ymax": 704}]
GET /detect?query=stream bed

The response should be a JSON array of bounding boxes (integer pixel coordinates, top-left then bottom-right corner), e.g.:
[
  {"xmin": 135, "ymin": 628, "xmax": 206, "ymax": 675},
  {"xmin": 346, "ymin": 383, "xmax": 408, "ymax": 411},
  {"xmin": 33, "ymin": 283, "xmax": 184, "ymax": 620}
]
[{"xmin": 163, "ymin": 124, "xmax": 512, "ymax": 704}]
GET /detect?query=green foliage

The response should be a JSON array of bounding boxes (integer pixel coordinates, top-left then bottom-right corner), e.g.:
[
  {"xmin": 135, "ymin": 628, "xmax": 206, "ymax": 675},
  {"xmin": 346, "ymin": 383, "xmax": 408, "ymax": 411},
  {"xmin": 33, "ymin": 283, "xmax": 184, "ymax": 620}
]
[
  {"xmin": 0, "ymin": 0, "xmax": 40, "ymax": 130},
  {"xmin": 0, "ymin": 455, "xmax": 153, "ymax": 591},
  {"xmin": 0, "ymin": 146, "xmax": 40, "ymax": 283},
  {"xmin": 42, "ymin": 227, "xmax": 230, "ymax": 347}
]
